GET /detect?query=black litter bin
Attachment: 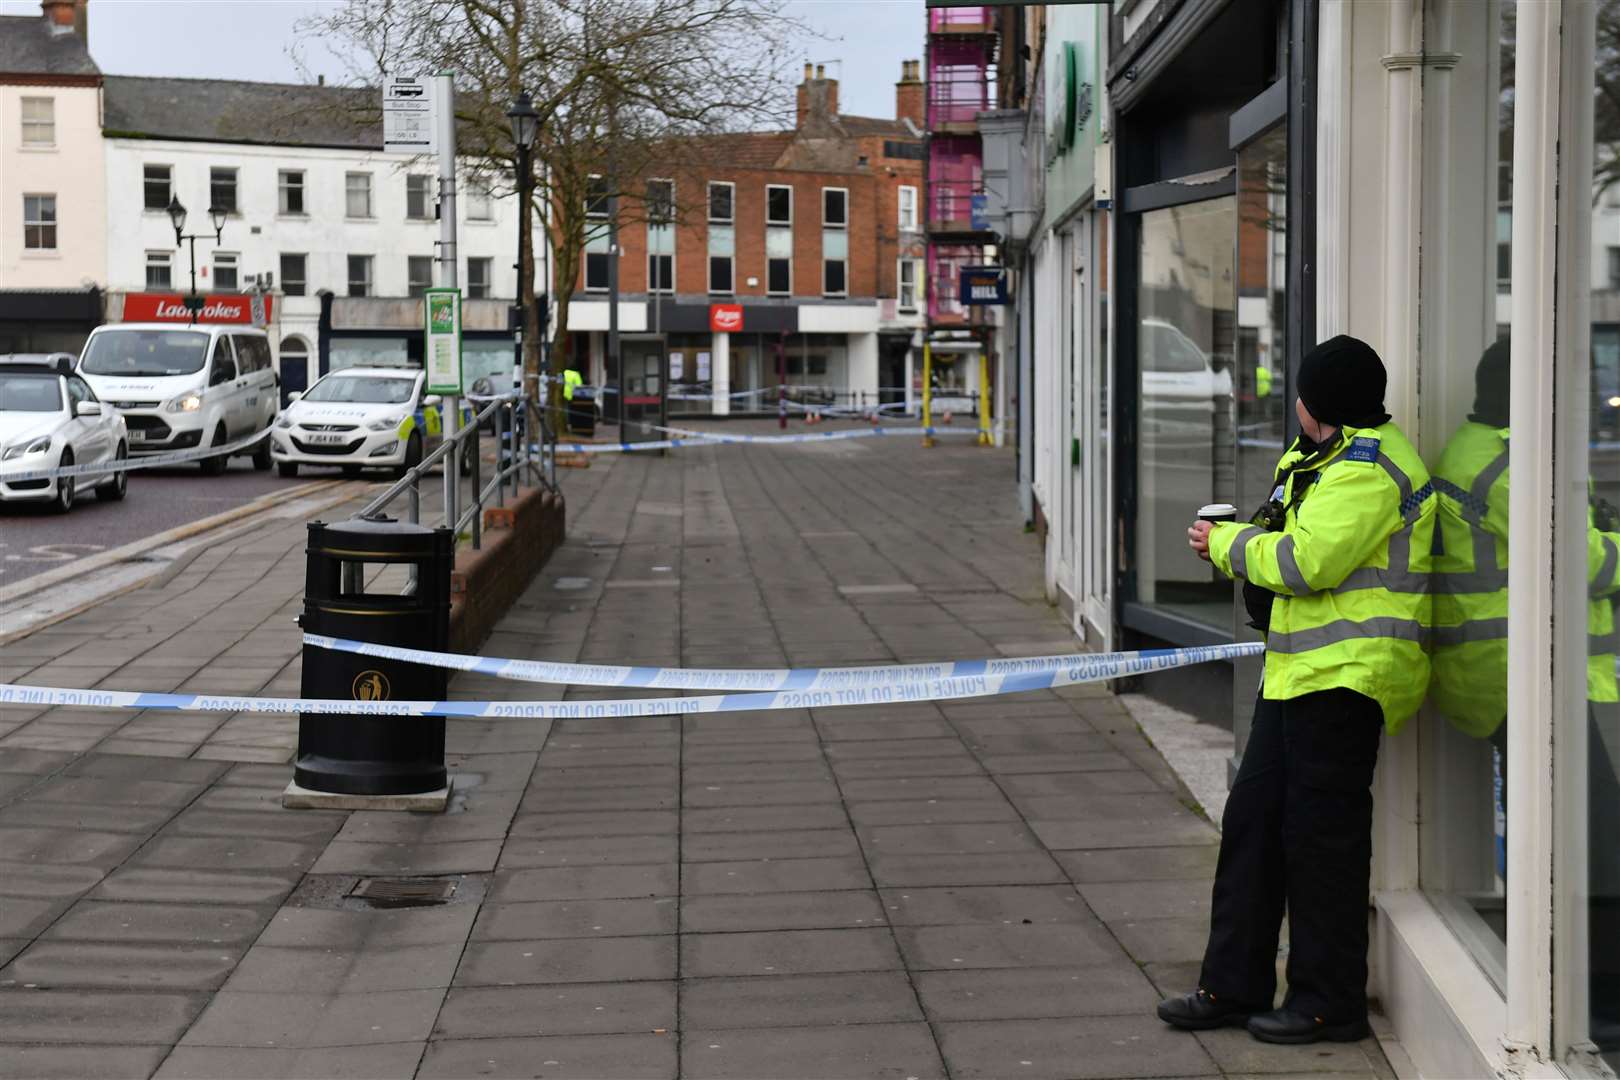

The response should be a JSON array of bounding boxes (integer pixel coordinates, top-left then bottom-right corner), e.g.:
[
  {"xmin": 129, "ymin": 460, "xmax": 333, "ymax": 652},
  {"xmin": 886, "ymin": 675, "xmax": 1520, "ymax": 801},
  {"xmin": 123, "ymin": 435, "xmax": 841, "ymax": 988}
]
[{"xmin": 294, "ymin": 517, "xmax": 454, "ymax": 796}]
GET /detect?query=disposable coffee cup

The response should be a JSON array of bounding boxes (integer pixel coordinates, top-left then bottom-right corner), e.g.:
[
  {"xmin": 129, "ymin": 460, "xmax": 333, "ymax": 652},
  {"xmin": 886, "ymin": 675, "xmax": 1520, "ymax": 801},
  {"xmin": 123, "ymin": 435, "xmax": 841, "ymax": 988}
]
[{"xmin": 1198, "ymin": 503, "xmax": 1238, "ymax": 524}]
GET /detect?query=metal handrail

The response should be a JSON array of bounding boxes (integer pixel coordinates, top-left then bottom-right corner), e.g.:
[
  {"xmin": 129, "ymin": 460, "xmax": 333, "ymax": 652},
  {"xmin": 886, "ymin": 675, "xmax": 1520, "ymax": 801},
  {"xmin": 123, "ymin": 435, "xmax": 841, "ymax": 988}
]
[{"xmin": 357, "ymin": 391, "xmax": 555, "ymax": 551}]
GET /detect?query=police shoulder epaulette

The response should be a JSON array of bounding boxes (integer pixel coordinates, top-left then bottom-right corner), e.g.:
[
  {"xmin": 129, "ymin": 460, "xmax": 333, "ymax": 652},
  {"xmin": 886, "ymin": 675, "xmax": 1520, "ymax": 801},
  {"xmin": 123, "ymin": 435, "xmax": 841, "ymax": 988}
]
[{"xmin": 1345, "ymin": 435, "xmax": 1380, "ymax": 464}]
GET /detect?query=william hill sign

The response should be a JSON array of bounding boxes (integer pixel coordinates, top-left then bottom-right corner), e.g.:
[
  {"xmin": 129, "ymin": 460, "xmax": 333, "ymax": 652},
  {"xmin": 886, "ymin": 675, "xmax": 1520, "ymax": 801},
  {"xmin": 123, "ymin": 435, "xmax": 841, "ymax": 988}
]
[{"xmin": 959, "ymin": 266, "xmax": 1007, "ymax": 306}]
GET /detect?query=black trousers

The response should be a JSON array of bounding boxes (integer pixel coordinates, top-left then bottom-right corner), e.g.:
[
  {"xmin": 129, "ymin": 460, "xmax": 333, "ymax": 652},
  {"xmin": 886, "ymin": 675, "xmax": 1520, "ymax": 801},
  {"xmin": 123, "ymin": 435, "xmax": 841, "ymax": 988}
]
[{"xmin": 1199, "ymin": 688, "xmax": 1384, "ymax": 1022}]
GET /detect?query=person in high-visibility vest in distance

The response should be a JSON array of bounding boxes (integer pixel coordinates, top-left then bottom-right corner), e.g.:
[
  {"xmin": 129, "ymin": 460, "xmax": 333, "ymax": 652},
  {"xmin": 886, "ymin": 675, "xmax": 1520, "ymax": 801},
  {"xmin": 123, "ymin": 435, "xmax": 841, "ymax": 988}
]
[
  {"xmin": 1159, "ymin": 335, "xmax": 1435, "ymax": 1045},
  {"xmin": 562, "ymin": 367, "xmax": 582, "ymax": 401}
]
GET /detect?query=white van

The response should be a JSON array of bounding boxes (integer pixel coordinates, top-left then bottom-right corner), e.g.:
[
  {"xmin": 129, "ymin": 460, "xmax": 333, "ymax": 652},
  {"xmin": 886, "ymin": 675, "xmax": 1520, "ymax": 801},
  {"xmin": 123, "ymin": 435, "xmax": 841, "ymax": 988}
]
[{"xmin": 77, "ymin": 323, "xmax": 278, "ymax": 474}]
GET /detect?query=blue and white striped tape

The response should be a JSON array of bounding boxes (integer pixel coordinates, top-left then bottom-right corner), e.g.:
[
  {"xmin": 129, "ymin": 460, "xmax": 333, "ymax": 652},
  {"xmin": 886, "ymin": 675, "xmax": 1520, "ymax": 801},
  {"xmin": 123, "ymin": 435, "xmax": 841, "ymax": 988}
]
[
  {"xmin": 0, "ymin": 423, "xmax": 276, "ymax": 483},
  {"xmin": 302, "ymin": 633, "xmax": 1262, "ymax": 692},
  {"xmin": 0, "ymin": 642, "xmax": 1263, "ymax": 720},
  {"xmin": 547, "ymin": 424, "xmax": 983, "ymax": 456}
]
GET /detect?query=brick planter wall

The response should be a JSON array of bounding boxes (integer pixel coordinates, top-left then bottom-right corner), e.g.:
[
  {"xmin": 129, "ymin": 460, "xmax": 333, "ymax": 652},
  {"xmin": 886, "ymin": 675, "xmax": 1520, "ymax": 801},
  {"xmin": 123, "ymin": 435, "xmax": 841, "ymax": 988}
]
[{"xmin": 447, "ymin": 488, "xmax": 566, "ymax": 654}]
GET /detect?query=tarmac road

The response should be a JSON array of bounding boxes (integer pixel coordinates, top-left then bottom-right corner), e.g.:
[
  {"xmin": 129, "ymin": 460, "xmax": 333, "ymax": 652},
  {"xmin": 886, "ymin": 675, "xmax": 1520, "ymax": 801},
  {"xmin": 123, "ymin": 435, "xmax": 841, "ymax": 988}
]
[{"xmin": 0, "ymin": 457, "xmax": 382, "ymax": 588}]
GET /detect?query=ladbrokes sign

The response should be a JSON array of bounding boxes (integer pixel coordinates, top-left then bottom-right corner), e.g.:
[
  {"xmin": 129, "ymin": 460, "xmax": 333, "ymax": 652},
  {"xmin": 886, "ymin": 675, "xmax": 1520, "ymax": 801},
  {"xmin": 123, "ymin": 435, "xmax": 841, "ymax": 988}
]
[{"xmin": 122, "ymin": 293, "xmax": 275, "ymax": 326}]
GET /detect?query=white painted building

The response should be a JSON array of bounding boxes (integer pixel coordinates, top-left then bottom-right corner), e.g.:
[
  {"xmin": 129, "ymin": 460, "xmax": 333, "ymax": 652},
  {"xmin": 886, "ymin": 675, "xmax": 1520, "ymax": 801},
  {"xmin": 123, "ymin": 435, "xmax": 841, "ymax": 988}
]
[
  {"xmin": 0, "ymin": 0, "xmax": 106, "ymax": 352},
  {"xmin": 99, "ymin": 74, "xmax": 537, "ymax": 399}
]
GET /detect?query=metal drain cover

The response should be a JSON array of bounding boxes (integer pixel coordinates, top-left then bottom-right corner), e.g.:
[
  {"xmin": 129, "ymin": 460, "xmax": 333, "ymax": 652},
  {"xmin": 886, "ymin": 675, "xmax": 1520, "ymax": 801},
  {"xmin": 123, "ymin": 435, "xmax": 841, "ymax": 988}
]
[{"xmin": 350, "ymin": 876, "xmax": 456, "ymax": 908}]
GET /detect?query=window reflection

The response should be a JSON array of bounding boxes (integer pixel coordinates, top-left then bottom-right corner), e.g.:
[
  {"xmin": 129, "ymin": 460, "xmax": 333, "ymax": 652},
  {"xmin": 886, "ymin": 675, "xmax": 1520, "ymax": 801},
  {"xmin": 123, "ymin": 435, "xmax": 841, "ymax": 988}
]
[
  {"xmin": 1135, "ymin": 197, "xmax": 1237, "ymax": 632},
  {"xmin": 1581, "ymin": 2, "xmax": 1620, "ymax": 1062}
]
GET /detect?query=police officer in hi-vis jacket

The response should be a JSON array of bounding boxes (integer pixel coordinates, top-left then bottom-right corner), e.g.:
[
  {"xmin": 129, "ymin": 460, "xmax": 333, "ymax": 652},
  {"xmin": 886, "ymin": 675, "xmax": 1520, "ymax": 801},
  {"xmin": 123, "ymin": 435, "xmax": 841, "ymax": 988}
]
[{"xmin": 1158, "ymin": 335, "xmax": 1436, "ymax": 1044}]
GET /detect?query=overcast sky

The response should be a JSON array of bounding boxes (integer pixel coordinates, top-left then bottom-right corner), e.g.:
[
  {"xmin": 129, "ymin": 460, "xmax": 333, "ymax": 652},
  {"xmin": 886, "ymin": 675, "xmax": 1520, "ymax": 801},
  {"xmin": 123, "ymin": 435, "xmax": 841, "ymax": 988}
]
[{"xmin": 2, "ymin": 0, "xmax": 926, "ymax": 120}]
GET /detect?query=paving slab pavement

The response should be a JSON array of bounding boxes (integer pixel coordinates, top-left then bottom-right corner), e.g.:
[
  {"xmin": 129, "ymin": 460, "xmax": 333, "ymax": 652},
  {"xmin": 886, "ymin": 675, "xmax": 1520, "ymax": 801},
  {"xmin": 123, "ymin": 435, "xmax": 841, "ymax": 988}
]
[{"xmin": 0, "ymin": 421, "xmax": 1397, "ymax": 1078}]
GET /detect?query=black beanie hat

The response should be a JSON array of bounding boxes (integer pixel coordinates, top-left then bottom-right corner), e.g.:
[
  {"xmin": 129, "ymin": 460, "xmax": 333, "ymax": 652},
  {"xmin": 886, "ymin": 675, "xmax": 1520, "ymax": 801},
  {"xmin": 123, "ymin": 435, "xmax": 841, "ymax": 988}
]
[
  {"xmin": 1472, "ymin": 337, "xmax": 1511, "ymax": 428},
  {"xmin": 1296, "ymin": 334, "xmax": 1388, "ymax": 429}
]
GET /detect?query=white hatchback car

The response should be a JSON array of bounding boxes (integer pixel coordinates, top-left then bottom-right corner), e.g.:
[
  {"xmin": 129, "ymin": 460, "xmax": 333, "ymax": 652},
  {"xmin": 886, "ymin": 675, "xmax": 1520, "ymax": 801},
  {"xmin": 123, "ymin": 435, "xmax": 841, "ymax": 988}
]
[
  {"xmin": 0, "ymin": 354, "xmax": 129, "ymax": 513},
  {"xmin": 271, "ymin": 367, "xmax": 469, "ymax": 479}
]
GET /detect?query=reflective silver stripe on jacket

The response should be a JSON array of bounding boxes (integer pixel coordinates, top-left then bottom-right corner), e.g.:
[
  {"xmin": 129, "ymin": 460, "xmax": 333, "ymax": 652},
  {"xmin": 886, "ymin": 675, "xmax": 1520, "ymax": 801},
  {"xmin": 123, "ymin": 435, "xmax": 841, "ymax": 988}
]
[
  {"xmin": 1431, "ymin": 618, "xmax": 1510, "ymax": 647},
  {"xmin": 1227, "ymin": 525, "xmax": 1264, "ymax": 581},
  {"xmin": 1594, "ymin": 535, "xmax": 1619, "ymax": 599},
  {"xmin": 1266, "ymin": 616, "xmax": 1428, "ymax": 654},
  {"xmin": 1275, "ymin": 534, "xmax": 1311, "ymax": 595},
  {"xmin": 1593, "ymin": 626, "xmax": 1620, "ymax": 656}
]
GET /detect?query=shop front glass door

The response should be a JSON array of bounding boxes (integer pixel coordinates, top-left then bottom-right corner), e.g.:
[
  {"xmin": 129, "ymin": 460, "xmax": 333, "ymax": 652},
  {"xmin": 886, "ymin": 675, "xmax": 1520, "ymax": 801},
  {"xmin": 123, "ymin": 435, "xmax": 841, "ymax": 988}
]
[{"xmin": 1134, "ymin": 196, "xmax": 1237, "ymax": 632}]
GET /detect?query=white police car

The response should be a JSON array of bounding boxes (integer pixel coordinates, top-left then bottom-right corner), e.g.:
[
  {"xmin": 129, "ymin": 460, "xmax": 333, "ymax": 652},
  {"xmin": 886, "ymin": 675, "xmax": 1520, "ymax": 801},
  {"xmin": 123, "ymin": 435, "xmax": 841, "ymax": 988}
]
[
  {"xmin": 270, "ymin": 367, "xmax": 468, "ymax": 478},
  {"xmin": 0, "ymin": 354, "xmax": 129, "ymax": 513}
]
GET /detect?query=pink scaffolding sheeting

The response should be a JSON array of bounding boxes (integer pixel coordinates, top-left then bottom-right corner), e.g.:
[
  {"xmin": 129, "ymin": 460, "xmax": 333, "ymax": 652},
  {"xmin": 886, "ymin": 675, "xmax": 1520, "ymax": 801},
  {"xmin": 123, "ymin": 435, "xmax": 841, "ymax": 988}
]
[
  {"xmin": 928, "ymin": 135, "xmax": 981, "ymax": 227},
  {"xmin": 928, "ymin": 6, "xmax": 990, "ymax": 32},
  {"xmin": 926, "ymin": 40, "xmax": 991, "ymax": 127},
  {"xmin": 928, "ymin": 244, "xmax": 984, "ymax": 321}
]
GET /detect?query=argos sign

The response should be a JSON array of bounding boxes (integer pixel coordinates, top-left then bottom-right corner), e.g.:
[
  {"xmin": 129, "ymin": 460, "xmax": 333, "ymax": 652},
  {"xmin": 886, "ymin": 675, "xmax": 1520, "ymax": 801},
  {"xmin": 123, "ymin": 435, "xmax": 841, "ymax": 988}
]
[
  {"xmin": 123, "ymin": 293, "xmax": 274, "ymax": 326},
  {"xmin": 708, "ymin": 304, "xmax": 743, "ymax": 333}
]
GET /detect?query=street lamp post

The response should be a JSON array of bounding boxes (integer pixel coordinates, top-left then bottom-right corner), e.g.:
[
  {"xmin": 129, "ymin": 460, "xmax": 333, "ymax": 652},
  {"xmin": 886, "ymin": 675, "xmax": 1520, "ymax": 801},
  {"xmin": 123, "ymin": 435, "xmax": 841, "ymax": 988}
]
[
  {"xmin": 506, "ymin": 91, "xmax": 539, "ymax": 409},
  {"xmin": 166, "ymin": 196, "xmax": 226, "ymax": 325}
]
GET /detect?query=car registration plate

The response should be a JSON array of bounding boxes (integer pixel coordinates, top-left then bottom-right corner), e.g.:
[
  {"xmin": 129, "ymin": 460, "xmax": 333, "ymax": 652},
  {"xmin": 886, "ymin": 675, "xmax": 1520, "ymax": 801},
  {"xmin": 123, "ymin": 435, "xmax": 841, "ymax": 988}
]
[
  {"xmin": 308, "ymin": 433, "xmax": 347, "ymax": 445},
  {"xmin": 128, "ymin": 430, "xmax": 147, "ymax": 442}
]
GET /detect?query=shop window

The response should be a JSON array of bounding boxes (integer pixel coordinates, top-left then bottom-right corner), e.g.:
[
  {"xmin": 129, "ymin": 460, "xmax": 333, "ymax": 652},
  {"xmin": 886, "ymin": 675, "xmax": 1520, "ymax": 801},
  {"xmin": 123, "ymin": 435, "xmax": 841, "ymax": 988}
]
[
  {"xmin": 1132, "ymin": 196, "xmax": 1237, "ymax": 635},
  {"xmin": 213, "ymin": 252, "xmax": 239, "ymax": 291},
  {"xmin": 280, "ymin": 253, "xmax": 307, "ymax": 296},
  {"xmin": 407, "ymin": 256, "xmax": 433, "ymax": 297},
  {"xmin": 144, "ymin": 165, "xmax": 171, "ymax": 212},
  {"xmin": 406, "ymin": 175, "xmax": 433, "ymax": 220},
  {"xmin": 210, "ymin": 167, "xmax": 237, "ymax": 214},
  {"xmin": 145, "ymin": 250, "xmax": 171, "ymax": 289},
  {"xmin": 278, "ymin": 169, "xmax": 305, "ymax": 215}
]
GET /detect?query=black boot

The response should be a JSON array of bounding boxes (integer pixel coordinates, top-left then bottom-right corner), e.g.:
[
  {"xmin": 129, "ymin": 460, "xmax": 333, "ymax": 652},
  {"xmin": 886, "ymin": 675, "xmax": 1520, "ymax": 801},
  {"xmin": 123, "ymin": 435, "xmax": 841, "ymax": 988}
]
[
  {"xmin": 1156, "ymin": 989, "xmax": 1261, "ymax": 1031},
  {"xmin": 1247, "ymin": 1008, "xmax": 1370, "ymax": 1044}
]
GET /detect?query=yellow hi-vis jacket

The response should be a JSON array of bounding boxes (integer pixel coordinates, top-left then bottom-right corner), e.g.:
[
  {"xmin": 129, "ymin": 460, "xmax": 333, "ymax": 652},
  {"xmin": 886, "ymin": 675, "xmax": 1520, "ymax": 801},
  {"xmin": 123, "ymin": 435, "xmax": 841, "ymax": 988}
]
[
  {"xmin": 1430, "ymin": 421, "xmax": 1511, "ymax": 736},
  {"xmin": 563, "ymin": 369, "xmax": 583, "ymax": 401},
  {"xmin": 1588, "ymin": 500, "xmax": 1620, "ymax": 707},
  {"xmin": 1208, "ymin": 421, "xmax": 1436, "ymax": 733},
  {"xmin": 1430, "ymin": 423, "xmax": 1620, "ymax": 727}
]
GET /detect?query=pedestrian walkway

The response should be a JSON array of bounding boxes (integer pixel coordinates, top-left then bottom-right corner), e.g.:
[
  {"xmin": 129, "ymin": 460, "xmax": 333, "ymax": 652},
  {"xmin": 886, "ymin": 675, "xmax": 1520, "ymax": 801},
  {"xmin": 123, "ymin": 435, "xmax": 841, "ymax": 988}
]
[{"xmin": 0, "ymin": 420, "xmax": 1398, "ymax": 1078}]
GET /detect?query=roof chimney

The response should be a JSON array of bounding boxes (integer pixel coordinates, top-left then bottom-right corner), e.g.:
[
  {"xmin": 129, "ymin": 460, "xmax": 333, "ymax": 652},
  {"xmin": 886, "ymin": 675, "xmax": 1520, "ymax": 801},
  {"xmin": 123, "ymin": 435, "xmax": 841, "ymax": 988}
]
[
  {"xmin": 796, "ymin": 62, "xmax": 839, "ymax": 129},
  {"xmin": 41, "ymin": 0, "xmax": 84, "ymax": 36},
  {"xmin": 896, "ymin": 58, "xmax": 923, "ymax": 126}
]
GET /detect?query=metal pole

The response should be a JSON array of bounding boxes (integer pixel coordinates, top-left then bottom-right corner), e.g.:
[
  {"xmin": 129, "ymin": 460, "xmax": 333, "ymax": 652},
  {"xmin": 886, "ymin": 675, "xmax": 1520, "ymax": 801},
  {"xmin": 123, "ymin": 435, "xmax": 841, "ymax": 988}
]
[
  {"xmin": 977, "ymin": 345, "xmax": 992, "ymax": 446},
  {"xmin": 515, "ymin": 140, "xmax": 529, "ymax": 402},
  {"xmin": 435, "ymin": 71, "xmax": 461, "ymax": 539},
  {"xmin": 922, "ymin": 342, "xmax": 934, "ymax": 448},
  {"xmin": 777, "ymin": 335, "xmax": 786, "ymax": 429}
]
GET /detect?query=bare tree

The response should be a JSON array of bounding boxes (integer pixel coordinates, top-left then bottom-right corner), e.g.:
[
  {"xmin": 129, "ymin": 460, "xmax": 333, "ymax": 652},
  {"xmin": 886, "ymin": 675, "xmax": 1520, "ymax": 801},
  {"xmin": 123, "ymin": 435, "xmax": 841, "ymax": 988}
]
[{"xmin": 295, "ymin": 0, "xmax": 808, "ymax": 419}]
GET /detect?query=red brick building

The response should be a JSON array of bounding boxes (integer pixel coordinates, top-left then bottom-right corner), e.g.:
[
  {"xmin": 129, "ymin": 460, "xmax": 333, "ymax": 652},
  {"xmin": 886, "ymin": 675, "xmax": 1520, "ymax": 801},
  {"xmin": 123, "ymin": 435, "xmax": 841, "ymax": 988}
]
[{"xmin": 567, "ymin": 63, "xmax": 927, "ymax": 415}]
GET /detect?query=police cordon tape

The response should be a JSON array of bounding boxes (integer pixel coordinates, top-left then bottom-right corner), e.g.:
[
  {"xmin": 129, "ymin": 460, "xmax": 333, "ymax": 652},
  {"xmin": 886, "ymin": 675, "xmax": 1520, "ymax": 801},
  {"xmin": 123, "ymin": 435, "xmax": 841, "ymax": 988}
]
[
  {"xmin": 0, "ymin": 422, "xmax": 277, "ymax": 483},
  {"xmin": 303, "ymin": 633, "xmax": 1255, "ymax": 692},
  {"xmin": 0, "ymin": 642, "xmax": 1263, "ymax": 720},
  {"xmin": 544, "ymin": 424, "xmax": 986, "ymax": 456}
]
